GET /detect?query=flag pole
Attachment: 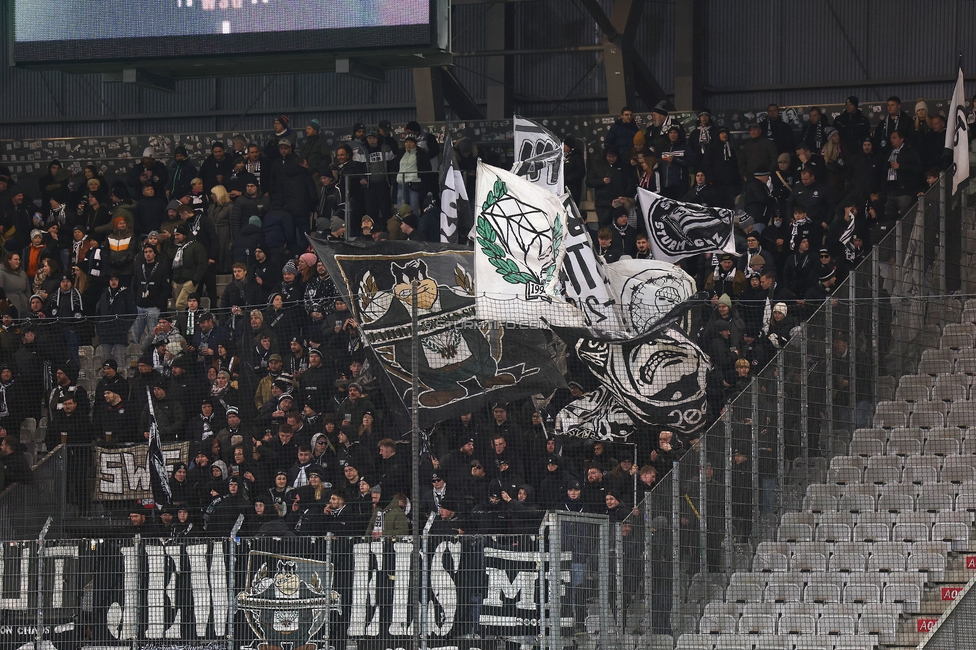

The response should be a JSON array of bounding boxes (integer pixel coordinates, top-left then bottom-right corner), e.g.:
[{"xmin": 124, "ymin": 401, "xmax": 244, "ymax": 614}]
[{"xmin": 410, "ymin": 279, "xmax": 423, "ymax": 649}]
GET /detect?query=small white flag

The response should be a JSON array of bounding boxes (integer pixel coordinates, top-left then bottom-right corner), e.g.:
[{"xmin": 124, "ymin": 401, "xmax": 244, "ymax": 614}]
[{"xmin": 945, "ymin": 67, "xmax": 970, "ymax": 195}]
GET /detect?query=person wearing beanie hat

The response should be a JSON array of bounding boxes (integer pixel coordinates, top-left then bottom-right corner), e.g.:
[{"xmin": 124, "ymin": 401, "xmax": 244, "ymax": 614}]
[
  {"xmin": 170, "ymin": 216, "xmax": 208, "ymax": 309},
  {"xmin": 833, "ymin": 95, "xmax": 871, "ymax": 155},
  {"xmin": 298, "ymin": 252, "xmax": 318, "ymax": 274},
  {"xmin": 741, "ymin": 120, "xmax": 779, "ymax": 180},
  {"xmin": 399, "ymin": 212, "xmax": 421, "ymax": 240},
  {"xmin": 361, "ymin": 127, "xmax": 395, "ymax": 230},
  {"xmin": 300, "ymin": 118, "xmax": 332, "ymax": 172},
  {"xmin": 705, "ymin": 249, "xmax": 746, "ymax": 300},
  {"xmin": 125, "ymin": 146, "xmax": 169, "ymax": 196},
  {"xmin": 264, "ymin": 116, "xmax": 295, "ymax": 161},
  {"xmin": 168, "ymin": 144, "xmax": 198, "ymax": 201}
]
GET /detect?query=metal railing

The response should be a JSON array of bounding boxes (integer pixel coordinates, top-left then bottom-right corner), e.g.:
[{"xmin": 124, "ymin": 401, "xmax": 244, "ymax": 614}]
[{"xmin": 624, "ymin": 172, "xmax": 974, "ymax": 641}]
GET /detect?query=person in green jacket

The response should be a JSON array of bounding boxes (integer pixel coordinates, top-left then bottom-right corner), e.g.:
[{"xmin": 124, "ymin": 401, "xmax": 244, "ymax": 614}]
[{"xmin": 365, "ymin": 489, "xmax": 410, "ymax": 539}]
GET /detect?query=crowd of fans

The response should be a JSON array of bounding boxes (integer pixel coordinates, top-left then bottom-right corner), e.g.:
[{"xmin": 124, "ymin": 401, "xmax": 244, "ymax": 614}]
[{"xmin": 0, "ymin": 97, "xmax": 947, "ymax": 538}]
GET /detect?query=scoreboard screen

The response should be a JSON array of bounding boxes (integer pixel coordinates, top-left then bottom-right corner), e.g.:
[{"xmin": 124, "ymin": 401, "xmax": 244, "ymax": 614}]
[{"xmin": 12, "ymin": 0, "xmax": 442, "ymax": 65}]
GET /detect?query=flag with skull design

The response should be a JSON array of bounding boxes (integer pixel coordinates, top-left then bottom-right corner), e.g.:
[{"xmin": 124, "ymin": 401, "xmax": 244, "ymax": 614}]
[{"xmin": 308, "ymin": 236, "xmax": 564, "ymax": 427}]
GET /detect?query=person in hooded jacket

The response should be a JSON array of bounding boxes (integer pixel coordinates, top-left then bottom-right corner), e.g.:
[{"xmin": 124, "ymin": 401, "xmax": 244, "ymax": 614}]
[
  {"xmin": 361, "ymin": 131, "xmax": 396, "ymax": 230},
  {"xmin": 586, "ymin": 147, "xmax": 636, "ymax": 225},
  {"xmin": 167, "ymin": 146, "xmax": 198, "ymax": 201},
  {"xmin": 200, "ymin": 142, "xmax": 234, "ymax": 194},
  {"xmin": 782, "ymin": 235, "xmax": 815, "ymax": 298},
  {"xmin": 232, "ymin": 212, "xmax": 264, "ymax": 268},
  {"xmin": 270, "ymin": 140, "xmax": 318, "ymax": 234},
  {"xmin": 659, "ymin": 126, "xmax": 689, "ymax": 199},
  {"xmin": 205, "ymin": 475, "xmax": 248, "ymax": 535},
  {"xmin": 38, "ymin": 160, "xmax": 71, "ymax": 210},
  {"xmin": 135, "ymin": 182, "xmax": 169, "ymax": 239},
  {"xmin": 702, "ymin": 128, "xmax": 741, "ymax": 209},
  {"xmin": 299, "ymin": 120, "xmax": 332, "ymax": 173},
  {"xmin": 686, "ymin": 110, "xmax": 718, "ymax": 171},
  {"xmin": 96, "ymin": 274, "xmax": 136, "ymax": 362}
]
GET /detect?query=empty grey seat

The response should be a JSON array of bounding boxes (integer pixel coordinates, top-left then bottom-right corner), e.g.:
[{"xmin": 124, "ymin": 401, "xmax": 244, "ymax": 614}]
[
  {"xmin": 877, "ymin": 493, "xmax": 914, "ymax": 512},
  {"xmin": 828, "ymin": 466, "xmax": 863, "ymax": 484},
  {"xmin": 809, "ymin": 483, "xmax": 844, "ymax": 498},
  {"xmin": 757, "ymin": 541, "xmax": 791, "ymax": 557},
  {"xmin": 867, "ymin": 552, "xmax": 906, "ymax": 573},
  {"xmin": 843, "ymin": 583, "xmax": 881, "ymax": 604},
  {"xmin": 834, "ymin": 541, "xmax": 870, "ymax": 557},
  {"xmin": 794, "ymin": 541, "xmax": 830, "ymax": 556},
  {"xmin": 887, "ymin": 436, "xmax": 922, "ymax": 456},
  {"xmin": 934, "ymin": 382, "xmax": 969, "ymax": 402},
  {"xmin": 779, "ymin": 523, "xmax": 813, "ymax": 542},
  {"xmin": 704, "ymin": 603, "xmax": 742, "ymax": 619},
  {"xmin": 677, "ymin": 635, "xmax": 714, "ymax": 650},
  {"xmin": 781, "ymin": 513, "xmax": 816, "ymax": 528},
  {"xmin": 790, "ymin": 552, "xmax": 827, "ymax": 573},
  {"xmin": 942, "ymin": 457, "xmax": 976, "ymax": 483},
  {"xmin": 778, "ymin": 613, "xmax": 816, "ymax": 635},
  {"xmin": 956, "ymin": 491, "xmax": 976, "ymax": 513},
  {"xmin": 700, "ymin": 614, "xmax": 737, "ymax": 634},
  {"xmin": 919, "ymin": 358, "xmax": 953, "ymax": 376},
  {"xmin": 896, "ymin": 384, "xmax": 930, "ymax": 402},
  {"xmin": 804, "ymin": 494, "xmax": 838, "ymax": 512},
  {"xmin": 904, "ymin": 465, "xmax": 939, "ymax": 484},
  {"xmin": 858, "ymin": 611, "xmax": 898, "ymax": 645},
  {"xmin": 852, "ymin": 427, "xmax": 888, "ymax": 443},
  {"xmin": 727, "ymin": 583, "xmax": 763, "ymax": 603},
  {"xmin": 737, "ymin": 614, "xmax": 775, "ymax": 635},
  {"xmin": 850, "ymin": 436, "xmax": 884, "ymax": 458},
  {"xmin": 754, "ymin": 552, "xmax": 789, "ymax": 573},
  {"xmin": 865, "ymin": 457, "xmax": 902, "ymax": 485},
  {"xmin": 892, "ymin": 522, "xmax": 930, "ymax": 543},
  {"xmin": 912, "ymin": 410, "xmax": 947, "ymax": 428},
  {"xmin": 817, "ymin": 614, "xmax": 856, "ymax": 636},
  {"xmin": 765, "ymin": 582, "xmax": 801, "ymax": 604},
  {"xmin": 839, "ymin": 494, "xmax": 875, "ymax": 513},
  {"xmin": 911, "ymin": 540, "xmax": 949, "ymax": 555},
  {"xmin": 947, "ymin": 404, "xmax": 976, "ymax": 428},
  {"xmin": 872, "ymin": 541, "xmax": 910, "ymax": 557},
  {"xmin": 804, "ymin": 582, "xmax": 841, "ymax": 604},
  {"xmin": 917, "ymin": 490, "xmax": 953, "ymax": 512},
  {"xmin": 816, "ymin": 523, "xmax": 852, "ymax": 543},
  {"xmin": 828, "ymin": 552, "xmax": 866, "ymax": 573},
  {"xmin": 907, "ymin": 552, "xmax": 946, "ymax": 581},
  {"xmin": 932, "ymin": 522, "xmax": 970, "ymax": 551},
  {"xmin": 883, "ymin": 584, "xmax": 921, "ymax": 613},
  {"xmin": 925, "ymin": 436, "xmax": 961, "ymax": 456},
  {"xmin": 854, "ymin": 523, "xmax": 890, "ymax": 543}
]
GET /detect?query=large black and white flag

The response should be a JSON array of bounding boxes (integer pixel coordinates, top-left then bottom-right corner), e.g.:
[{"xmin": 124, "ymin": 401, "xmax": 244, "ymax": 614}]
[
  {"xmin": 308, "ymin": 236, "xmax": 564, "ymax": 426},
  {"xmin": 439, "ymin": 134, "xmax": 473, "ymax": 244},
  {"xmin": 145, "ymin": 387, "xmax": 173, "ymax": 508},
  {"xmin": 946, "ymin": 67, "xmax": 970, "ymax": 194},
  {"xmin": 511, "ymin": 116, "xmax": 565, "ymax": 195},
  {"xmin": 636, "ymin": 188, "xmax": 736, "ymax": 263}
]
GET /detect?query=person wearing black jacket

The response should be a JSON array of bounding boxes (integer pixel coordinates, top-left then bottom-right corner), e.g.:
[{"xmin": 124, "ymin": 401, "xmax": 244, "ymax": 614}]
[
  {"xmin": 686, "ymin": 110, "xmax": 718, "ymax": 172},
  {"xmin": 127, "ymin": 148, "xmax": 169, "ymax": 194},
  {"xmin": 95, "ymin": 275, "xmax": 136, "ymax": 363},
  {"xmin": 200, "ymin": 142, "xmax": 234, "ymax": 194},
  {"xmin": 585, "ymin": 147, "xmax": 636, "ymax": 225},
  {"xmin": 918, "ymin": 113, "xmax": 950, "ymax": 171},
  {"xmin": 562, "ymin": 136, "xmax": 586, "ymax": 205},
  {"xmin": 845, "ymin": 138, "xmax": 885, "ymax": 204},
  {"xmin": 131, "ymin": 243, "xmax": 170, "ymax": 344},
  {"xmin": 1, "ymin": 436, "xmax": 32, "ymax": 488},
  {"xmin": 95, "ymin": 359, "xmax": 129, "ymax": 402},
  {"xmin": 168, "ymin": 146, "xmax": 198, "ymax": 201},
  {"xmin": 873, "ymin": 96, "xmax": 915, "ymax": 156},
  {"xmin": 884, "ymin": 129, "xmax": 924, "ymax": 219},
  {"xmin": 683, "ymin": 170, "xmax": 723, "ymax": 207},
  {"xmin": 789, "ymin": 169, "xmax": 836, "ymax": 233},
  {"xmin": 702, "ymin": 129, "xmax": 741, "ymax": 209},
  {"xmin": 743, "ymin": 171, "xmax": 775, "ymax": 224},
  {"xmin": 834, "ymin": 97, "xmax": 872, "ymax": 155},
  {"xmin": 799, "ymin": 106, "xmax": 830, "ymax": 152},
  {"xmin": 758, "ymin": 104, "xmax": 796, "ymax": 155}
]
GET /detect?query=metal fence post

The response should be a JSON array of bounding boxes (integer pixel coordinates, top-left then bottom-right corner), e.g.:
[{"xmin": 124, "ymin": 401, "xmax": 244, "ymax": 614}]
[
  {"xmin": 548, "ymin": 513, "xmax": 563, "ymax": 650},
  {"xmin": 228, "ymin": 514, "xmax": 244, "ymax": 650},
  {"xmin": 750, "ymin": 380, "xmax": 760, "ymax": 538},
  {"xmin": 940, "ymin": 174, "xmax": 948, "ymax": 295},
  {"xmin": 799, "ymin": 325, "xmax": 810, "ymax": 470},
  {"xmin": 698, "ymin": 432, "xmax": 707, "ymax": 577},
  {"xmin": 776, "ymin": 353, "xmax": 786, "ymax": 520},
  {"xmin": 671, "ymin": 462, "xmax": 681, "ymax": 636},
  {"xmin": 614, "ymin": 523, "xmax": 624, "ymax": 637},
  {"xmin": 848, "ymin": 275, "xmax": 857, "ymax": 424},
  {"xmin": 871, "ymin": 255, "xmax": 881, "ymax": 387},
  {"xmin": 643, "ymin": 505, "xmax": 655, "ymax": 642},
  {"xmin": 825, "ymin": 297, "xmax": 834, "ymax": 453},
  {"xmin": 598, "ymin": 519, "xmax": 611, "ymax": 649},
  {"xmin": 35, "ymin": 517, "xmax": 53, "ymax": 649},
  {"xmin": 724, "ymin": 408, "xmax": 733, "ymax": 577},
  {"xmin": 324, "ymin": 534, "xmax": 333, "ymax": 650}
]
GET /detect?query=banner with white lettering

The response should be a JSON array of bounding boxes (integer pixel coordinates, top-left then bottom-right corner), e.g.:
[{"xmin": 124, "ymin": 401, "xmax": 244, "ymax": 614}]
[
  {"xmin": 93, "ymin": 443, "xmax": 190, "ymax": 500},
  {"xmin": 0, "ymin": 535, "xmax": 579, "ymax": 649},
  {"xmin": 636, "ymin": 188, "xmax": 736, "ymax": 263}
]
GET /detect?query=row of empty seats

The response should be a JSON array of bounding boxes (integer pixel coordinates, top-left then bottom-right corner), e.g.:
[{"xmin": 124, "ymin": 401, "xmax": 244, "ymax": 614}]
[
  {"xmin": 677, "ymin": 633, "xmax": 876, "ymax": 650},
  {"xmin": 701, "ymin": 602, "xmax": 899, "ymax": 642},
  {"xmin": 725, "ymin": 571, "xmax": 927, "ymax": 612},
  {"xmin": 825, "ymin": 452, "xmax": 976, "ymax": 484}
]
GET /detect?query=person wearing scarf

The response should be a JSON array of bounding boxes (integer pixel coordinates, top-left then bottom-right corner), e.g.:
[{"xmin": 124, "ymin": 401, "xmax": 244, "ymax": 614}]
[
  {"xmin": 95, "ymin": 274, "xmax": 136, "ymax": 365},
  {"xmin": 703, "ymin": 128, "xmax": 740, "ymax": 209},
  {"xmin": 44, "ymin": 274, "xmax": 85, "ymax": 365}
]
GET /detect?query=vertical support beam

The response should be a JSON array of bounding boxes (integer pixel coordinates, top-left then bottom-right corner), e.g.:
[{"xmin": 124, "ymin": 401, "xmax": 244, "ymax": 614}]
[
  {"xmin": 413, "ymin": 67, "xmax": 445, "ymax": 123},
  {"xmin": 602, "ymin": 0, "xmax": 638, "ymax": 113},
  {"xmin": 673, "ymin": 0, "xmax": 703, "ymax": 110},
  {"xmin": 484, "ymin": 1, "xmax": 512, "ymax": 120}
]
